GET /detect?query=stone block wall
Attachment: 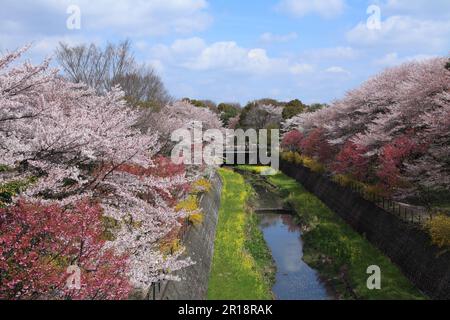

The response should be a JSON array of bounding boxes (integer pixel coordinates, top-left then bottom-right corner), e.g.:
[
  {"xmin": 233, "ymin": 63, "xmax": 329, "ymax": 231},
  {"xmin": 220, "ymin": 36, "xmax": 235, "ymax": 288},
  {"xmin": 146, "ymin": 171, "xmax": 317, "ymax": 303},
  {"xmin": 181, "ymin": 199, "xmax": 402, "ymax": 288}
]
[{"xmin": 280, "ymin": 160, "xmax": 450, "ymax": 299}]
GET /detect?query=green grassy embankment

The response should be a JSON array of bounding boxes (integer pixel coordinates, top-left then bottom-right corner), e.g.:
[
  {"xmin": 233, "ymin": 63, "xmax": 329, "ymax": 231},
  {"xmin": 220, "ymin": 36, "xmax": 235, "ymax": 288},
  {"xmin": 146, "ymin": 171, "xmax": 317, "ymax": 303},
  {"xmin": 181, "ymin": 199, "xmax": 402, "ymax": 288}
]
[
  {"xmin": 207, "ymin": 168, "xmax": 274, "ymax": 300},
  {"xmin": 237, "ymin": 166, "xmax": 425, "ymax": 300}
]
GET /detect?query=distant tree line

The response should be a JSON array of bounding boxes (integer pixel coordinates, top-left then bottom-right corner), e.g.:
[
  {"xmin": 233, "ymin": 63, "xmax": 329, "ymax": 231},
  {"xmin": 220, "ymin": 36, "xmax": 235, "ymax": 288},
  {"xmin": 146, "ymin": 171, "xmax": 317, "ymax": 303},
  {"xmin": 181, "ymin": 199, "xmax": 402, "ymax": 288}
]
[
  {"xmin": 180, "ymin": 97, "xmax": 328, "ymax": 129},
  {"xmin": 236, "ymin": 99, "xmax": 328, "ymax": 130}
]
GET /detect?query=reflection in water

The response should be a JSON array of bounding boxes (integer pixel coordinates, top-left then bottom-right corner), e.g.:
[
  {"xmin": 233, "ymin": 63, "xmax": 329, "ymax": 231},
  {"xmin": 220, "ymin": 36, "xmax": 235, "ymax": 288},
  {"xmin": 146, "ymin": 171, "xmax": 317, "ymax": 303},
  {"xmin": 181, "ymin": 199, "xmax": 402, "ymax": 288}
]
[
  {"xmin": 239, "ymin": 169, "xmax": 332, "ymax": 300},
  {"xmin": 259, "ymin": 213, "xmax": 332, "ymax": 300}
]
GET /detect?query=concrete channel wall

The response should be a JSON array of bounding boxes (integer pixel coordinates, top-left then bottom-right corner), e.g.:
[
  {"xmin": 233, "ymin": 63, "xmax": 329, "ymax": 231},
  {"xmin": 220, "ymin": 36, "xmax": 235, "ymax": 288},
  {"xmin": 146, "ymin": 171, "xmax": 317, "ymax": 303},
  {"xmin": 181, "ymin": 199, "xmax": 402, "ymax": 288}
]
[
  {"xmin": 147, "ymin": 171, "xmax": 223, "ymax": 300},
  {"xmin": 280, "ymin": 159, "xmax": 450, "ymax": 300}
]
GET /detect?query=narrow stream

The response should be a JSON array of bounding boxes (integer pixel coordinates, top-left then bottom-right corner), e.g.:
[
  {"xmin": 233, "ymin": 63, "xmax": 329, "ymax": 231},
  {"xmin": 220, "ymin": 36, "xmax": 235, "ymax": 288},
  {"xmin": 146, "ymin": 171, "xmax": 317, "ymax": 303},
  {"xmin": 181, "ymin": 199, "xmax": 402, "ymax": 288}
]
[
  {"xmin": 258, "ymin": 212, "xmax": 331, "ymax": 300},
  {"xmin": 239, "ymin": 169, "xmax": 333, "ymax": 300}
]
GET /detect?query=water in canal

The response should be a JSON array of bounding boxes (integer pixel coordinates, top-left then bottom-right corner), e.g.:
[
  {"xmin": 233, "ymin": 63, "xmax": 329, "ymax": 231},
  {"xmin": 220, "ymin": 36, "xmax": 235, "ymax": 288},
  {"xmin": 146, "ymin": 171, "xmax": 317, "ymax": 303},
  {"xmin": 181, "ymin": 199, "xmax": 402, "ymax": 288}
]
[
  {"xmin": 258, "ymin": 213, "xmax": 332, "ymax": 300},
  {"xmin": 239, "ymin": 169, "xmax": 332, "ymax": 300}
]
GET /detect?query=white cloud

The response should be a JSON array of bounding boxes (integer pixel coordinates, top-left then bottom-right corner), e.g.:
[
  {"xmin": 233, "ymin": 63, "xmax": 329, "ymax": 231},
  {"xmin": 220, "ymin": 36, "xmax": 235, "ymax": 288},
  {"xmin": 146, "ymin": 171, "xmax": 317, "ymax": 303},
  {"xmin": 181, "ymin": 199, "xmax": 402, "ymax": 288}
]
[
  {"xmin": 149, "ymin": 44, "xmax": 173, "ymax": 60},
  {"xmin": 171, "ymin": 37, "xmax": 206, "ymax": 55},
  {"xmin": 185, "ymin": 42, "xmax": 278, "ymax": 74},
  {"xmin": 375, "ymin": 52, "xmax": 438, "ymax": 67},
  {"xmin": 346, "ymin": 16, "xmax": 450, "ymax": 51},
  {"xmin": 260, "ymin": 32, "xmax": 298, "ymax": 43},
  {"xmin": 185, "ymin": 41, "xmax": 246, "ymax": 70},
  {"xmin": 151, "ymin": 38, "xmax": 314, "ymax": 75},
  {"xmin": 0, "ymin": 0, "xmax": 213, "ymax": 63},
  {"xmin": 290, "ymin": 63, "xmax": 314, "ymax": 74},
  {"xmin": 276, "ymin": 0, "xmax": 345, "ymax": 18},
  {"xmin": 0, "ymin": 32, "xmax": 95, "ymax": 63},
  {"xmin": 325, "ymin": 66, "xmax": 350, "ymax": 75},
  {"xmin": 0, "ymin": 0, "xmax": 212, "ymax": 38},
  {"xmin": 375, "ymin": 52, "xmax": 400, "ymax": 67},
  {"xmin": 82, "ymin": 0, "xmax": 212, "ymax": 35},
  {"xmin": 303, "ymin": 46, "xmax": 359, "ymax": 59}
]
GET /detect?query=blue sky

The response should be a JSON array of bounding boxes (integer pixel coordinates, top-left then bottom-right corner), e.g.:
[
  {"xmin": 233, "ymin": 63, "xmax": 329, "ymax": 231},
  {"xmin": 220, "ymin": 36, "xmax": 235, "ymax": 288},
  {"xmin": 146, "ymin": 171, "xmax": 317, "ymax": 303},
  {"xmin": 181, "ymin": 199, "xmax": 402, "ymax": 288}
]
[{"xmin": 1, "ymin": 0, "xmax": 449, "ymax": 104}]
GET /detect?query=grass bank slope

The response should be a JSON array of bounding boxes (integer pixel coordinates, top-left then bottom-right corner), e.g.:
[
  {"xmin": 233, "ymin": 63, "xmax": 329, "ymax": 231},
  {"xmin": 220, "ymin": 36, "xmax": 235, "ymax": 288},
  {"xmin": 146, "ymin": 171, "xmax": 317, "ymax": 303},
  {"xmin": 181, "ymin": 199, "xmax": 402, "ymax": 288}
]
[
  {"xmin": 238, "ymin": 166, "xmax": 425, "ymax": 300},
  {"xmin": 207, "ymin": 168, "xmax": 274, "ymax": 300}
]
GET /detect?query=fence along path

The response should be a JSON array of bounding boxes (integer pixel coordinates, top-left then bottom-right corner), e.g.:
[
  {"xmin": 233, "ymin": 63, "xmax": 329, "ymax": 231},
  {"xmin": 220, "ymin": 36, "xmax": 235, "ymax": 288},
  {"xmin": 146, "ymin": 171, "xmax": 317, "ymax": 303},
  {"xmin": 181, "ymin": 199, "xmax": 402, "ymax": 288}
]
[{"xmin": 334, "ymin": 175, "xmax": 438, "ymax": 225}]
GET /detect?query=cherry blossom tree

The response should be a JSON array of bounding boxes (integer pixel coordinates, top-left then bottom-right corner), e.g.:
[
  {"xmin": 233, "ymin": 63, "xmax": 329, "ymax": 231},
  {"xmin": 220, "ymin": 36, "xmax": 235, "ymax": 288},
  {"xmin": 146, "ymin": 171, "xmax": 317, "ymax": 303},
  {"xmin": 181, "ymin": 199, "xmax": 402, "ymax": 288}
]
[
  {"xmin": 136, "ymin": 100, "xmax": 223, "ymax": 155},
  {"xmin": 283, "ymin": 57, "xmax": 449, "ymax": 201},
  {"xmin": 0, "ymin": 46, "xmax": 195, "ymax": 296},
  {"xmin": 376, "ymin": 135, "xmax": 419, "ymax": 189},
  {"xmin": 299, "ymin": 128, "xmax": 334, "ymax": 163},
  {"xmin": 331, "ymin": 141, "xmax": 369, "ymax": 180},
  {"xmin": 281, "ymin": 130, "xmax": 303, "ymax": 152},
  {"xmin": 0, "ymin": 200, "xmax": 131, "ymax": 300},
  {"xmin": 401, "ymin": 90, "xmax": 450, "ymax": 201}
]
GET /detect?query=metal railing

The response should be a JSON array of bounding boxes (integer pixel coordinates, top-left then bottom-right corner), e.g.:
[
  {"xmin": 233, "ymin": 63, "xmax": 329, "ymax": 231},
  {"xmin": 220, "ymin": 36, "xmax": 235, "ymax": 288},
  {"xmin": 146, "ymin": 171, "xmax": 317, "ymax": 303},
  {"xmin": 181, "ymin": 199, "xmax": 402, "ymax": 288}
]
[{"xmin": 333, "ymin": 175, "xmax": 435, "ymax": 225}]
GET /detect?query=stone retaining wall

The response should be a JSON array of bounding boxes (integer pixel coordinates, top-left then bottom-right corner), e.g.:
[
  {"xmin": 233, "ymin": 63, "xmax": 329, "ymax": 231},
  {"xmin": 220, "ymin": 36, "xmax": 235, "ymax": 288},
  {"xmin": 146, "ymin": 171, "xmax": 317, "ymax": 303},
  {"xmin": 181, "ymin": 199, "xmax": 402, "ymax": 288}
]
[
  {"xmin": 280, "ymin": 159, "xmax": 450, "ymax": 300},
  {"xmin": 153, "ymin": 171, "xmax": 223, "ymax": 300}
]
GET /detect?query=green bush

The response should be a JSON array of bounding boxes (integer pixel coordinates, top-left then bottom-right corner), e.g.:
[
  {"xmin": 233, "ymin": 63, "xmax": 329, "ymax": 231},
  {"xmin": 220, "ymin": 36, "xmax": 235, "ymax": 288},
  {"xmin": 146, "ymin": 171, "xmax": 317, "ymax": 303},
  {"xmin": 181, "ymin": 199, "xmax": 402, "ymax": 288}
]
[
  {"xmin": 0, "ymin": 178, "xmax": 36, "ymax": 207},
  {"xmin": 282, "ymin": 99, "xmax": 306, "ymax": 119}
]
